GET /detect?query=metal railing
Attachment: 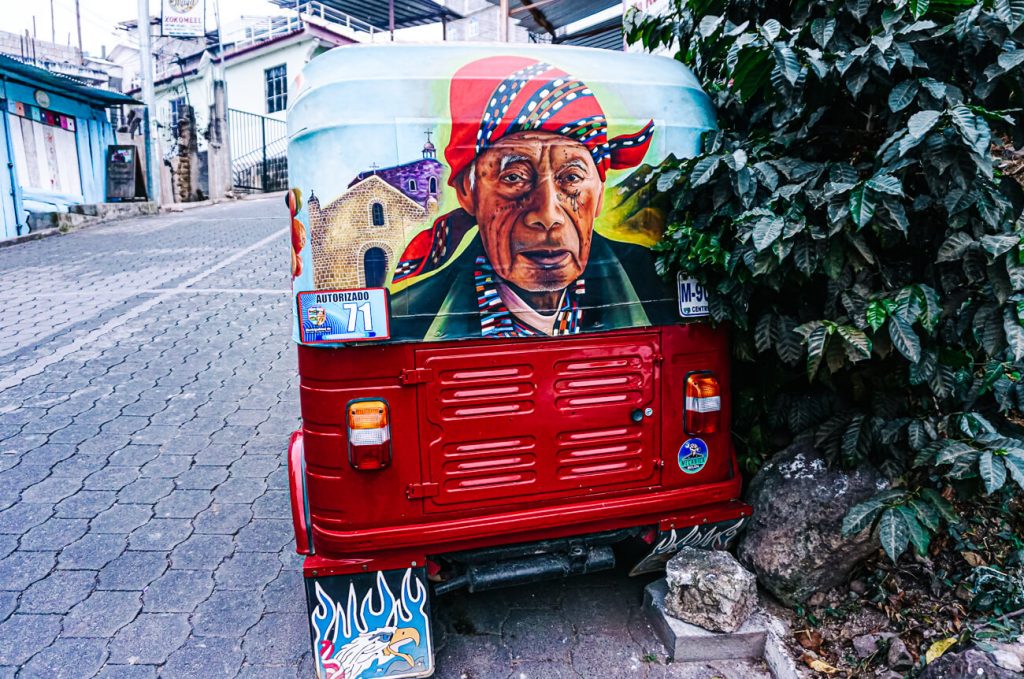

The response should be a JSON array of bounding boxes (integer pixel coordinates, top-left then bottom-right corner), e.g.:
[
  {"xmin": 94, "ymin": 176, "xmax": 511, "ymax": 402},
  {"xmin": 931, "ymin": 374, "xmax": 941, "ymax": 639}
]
[{"xmin": 228, "ymin": 109, "xmax": 289, "ymax": 193}]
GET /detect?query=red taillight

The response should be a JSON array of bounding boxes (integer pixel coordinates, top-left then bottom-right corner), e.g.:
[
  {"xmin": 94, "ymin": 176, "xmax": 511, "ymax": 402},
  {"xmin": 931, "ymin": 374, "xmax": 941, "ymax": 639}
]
[
  {"xmin": 347, "ymin": 399, "xmax": 391, "ymax": 470},
  {"xmin": 685, "ymin": 372, "xmax": 721, "ymax": 434}
]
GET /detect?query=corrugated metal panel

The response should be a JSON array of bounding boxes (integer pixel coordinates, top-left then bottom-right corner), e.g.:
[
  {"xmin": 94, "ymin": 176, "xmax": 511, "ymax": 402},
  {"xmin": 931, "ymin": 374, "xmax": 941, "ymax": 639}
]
[
  {"xmin": 559, "ymin": 16, "xmax": 623, "ymax": 51},
  {"xmin": 486, "ymin": 0, "xmax": 620, "ymax": 34},
  {"xmin": 270, "ymin": 0, "xmax": 461, "ymax": 29}
]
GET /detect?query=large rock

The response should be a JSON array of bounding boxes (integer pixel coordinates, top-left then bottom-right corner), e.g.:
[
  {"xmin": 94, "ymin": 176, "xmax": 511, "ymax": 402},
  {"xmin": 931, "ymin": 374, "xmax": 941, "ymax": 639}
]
[
  {"xmin": 918, "ymin": 650, "xmax": 1022, "ymax": 678},
  {"xmin": 737, "ymin": 443, "xmax": 888, "ymax": 605},
  {"xmin": 664, "ymin": 547, "xmax": 757, "ymax": 633}
]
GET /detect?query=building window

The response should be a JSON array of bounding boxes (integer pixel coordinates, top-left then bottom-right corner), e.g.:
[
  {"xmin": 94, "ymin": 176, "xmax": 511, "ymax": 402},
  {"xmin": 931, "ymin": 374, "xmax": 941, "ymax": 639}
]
[
  {"xmin": 169, "ymin": 96, "xmax": 186, "ymax": 126},
  {"xmin": 364, "ymin": 247, "xmax": 388, "ymax": 288},
  {"xmin": 371, "ymin": 202, "xmax": 385, "ymax": 226},
  {"xmin": 429, "ymin": 177, "xmax": 438, "ymax": 194},
  {"xmin": 407, "ymin": 179, "xmax": 417, "ymax": 192},
  {"xmin": 265, "ymin": 64, "xmax": 288, "ymax": 114}
]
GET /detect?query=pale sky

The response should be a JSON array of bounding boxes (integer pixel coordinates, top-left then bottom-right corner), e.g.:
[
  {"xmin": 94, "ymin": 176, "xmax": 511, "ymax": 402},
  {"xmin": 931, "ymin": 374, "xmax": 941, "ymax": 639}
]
[{"xmin": 0, "ymin": 0, "xmax": 286, "ymax": 56}]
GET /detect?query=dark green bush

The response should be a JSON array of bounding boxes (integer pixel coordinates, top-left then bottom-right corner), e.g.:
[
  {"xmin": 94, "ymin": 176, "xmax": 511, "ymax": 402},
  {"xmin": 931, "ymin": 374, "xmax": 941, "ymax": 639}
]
[{"xmin": 627, "ymin": 0, "xmax": 1024, "ymax": 560}]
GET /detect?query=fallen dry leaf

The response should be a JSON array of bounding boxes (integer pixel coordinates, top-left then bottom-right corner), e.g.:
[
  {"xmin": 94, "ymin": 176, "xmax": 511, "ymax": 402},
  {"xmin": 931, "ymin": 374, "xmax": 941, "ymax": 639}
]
[
  {"xmin": 795, "ymin": 629, "xmax": 824, "ymax": 652},
  {"xmin": 961, "ymin": 551, "xmax": 986, "ymax": 567},
  {"xmin": 801, "ymin": 653, "xmax": 839, "ymax": 674},
  {"xmin": 925, "ymin": 637, "xmax": 958, "ymax": 665}
]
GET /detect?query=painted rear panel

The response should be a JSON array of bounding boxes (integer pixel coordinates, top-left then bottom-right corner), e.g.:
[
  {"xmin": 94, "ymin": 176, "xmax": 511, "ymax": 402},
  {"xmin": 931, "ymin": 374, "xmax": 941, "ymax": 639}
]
[{"xmin": 287, "ymin": 44, "xmax": 715, "ymax": 345}]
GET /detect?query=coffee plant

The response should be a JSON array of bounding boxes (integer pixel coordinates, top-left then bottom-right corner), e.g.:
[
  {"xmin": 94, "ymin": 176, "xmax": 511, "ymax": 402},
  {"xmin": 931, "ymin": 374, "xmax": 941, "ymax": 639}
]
[{"xmin": 628, "ymin": 0, "xmax": 1024, "ymax": 561}]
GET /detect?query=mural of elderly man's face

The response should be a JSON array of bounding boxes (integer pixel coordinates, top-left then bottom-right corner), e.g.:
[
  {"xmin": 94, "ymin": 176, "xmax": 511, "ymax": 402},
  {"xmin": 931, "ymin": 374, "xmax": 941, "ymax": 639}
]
[{"xmin": 455, "ymin": 130, "xmax": 604, "ymax": 296}]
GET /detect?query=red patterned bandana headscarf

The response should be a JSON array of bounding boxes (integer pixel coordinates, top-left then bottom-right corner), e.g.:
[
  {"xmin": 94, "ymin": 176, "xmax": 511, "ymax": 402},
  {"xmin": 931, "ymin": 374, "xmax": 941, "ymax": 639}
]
[{"xmin": 445, "ymin": 56, "xmax": 655, "ymax": 185}]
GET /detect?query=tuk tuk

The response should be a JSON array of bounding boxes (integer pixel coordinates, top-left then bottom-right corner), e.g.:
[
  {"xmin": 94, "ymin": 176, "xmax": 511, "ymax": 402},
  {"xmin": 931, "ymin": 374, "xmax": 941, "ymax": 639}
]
[{"xmin": 286, "ymin": 44, "xmax": 750, "ymax": 679}]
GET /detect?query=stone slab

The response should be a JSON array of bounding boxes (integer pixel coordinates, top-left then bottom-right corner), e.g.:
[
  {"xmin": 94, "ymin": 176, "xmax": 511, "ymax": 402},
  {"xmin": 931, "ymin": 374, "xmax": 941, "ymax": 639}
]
[{"xmin": 645, "ymin": 579, "xmax": 767, "ymax": 662}]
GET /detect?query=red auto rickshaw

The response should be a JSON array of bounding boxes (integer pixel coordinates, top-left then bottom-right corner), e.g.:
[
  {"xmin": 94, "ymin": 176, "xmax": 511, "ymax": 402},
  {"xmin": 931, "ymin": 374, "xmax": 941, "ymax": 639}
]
[{"xmin": 285, "ymin": 43, "xmax": 749, "ymax": 679}]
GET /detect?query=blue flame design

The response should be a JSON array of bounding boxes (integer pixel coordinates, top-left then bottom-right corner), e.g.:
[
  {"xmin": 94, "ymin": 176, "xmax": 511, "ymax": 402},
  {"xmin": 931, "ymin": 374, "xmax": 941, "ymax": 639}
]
[{"xmin": 311, "ymin": 568, "xmax": 430, "ymax": 678}]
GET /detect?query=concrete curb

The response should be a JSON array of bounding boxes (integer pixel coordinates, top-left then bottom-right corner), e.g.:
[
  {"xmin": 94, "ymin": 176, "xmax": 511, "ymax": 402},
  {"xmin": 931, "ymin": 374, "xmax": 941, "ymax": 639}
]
[{"xmin": 644, "ymin": 579, "xmax": 802, "ymax": 679}]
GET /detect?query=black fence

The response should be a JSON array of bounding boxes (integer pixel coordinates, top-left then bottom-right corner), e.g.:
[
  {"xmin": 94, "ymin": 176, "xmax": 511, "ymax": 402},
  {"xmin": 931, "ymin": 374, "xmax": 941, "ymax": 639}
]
[{"xmin": 229, "ymin": 109, "xmax": 288, "ymax": 193}]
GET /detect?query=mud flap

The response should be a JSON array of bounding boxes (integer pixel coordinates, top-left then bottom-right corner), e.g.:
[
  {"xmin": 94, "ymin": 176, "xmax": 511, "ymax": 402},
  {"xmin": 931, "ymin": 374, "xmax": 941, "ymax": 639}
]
[
  {"xmin": 306, "ymin": 566, "xmax": 434, "ymax": 679},
  {"xmin": 629, "ymin": 517, "xmax": 748, "ymax": 576}
]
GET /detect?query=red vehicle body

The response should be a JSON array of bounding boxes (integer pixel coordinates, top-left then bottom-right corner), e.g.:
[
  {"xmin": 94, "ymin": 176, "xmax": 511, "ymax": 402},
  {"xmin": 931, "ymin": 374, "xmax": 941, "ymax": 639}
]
[{"xmin": 286, "ymin": 44, "xmax": 749, "ymax": 679}]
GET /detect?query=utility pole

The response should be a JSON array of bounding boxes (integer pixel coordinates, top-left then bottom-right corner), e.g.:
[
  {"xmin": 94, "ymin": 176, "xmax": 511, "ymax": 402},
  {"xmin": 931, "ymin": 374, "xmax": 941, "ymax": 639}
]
[
  {"xmin": 75, "ymin": 0, "xmax": 84, "ymax": 62},
  {"xmin": 137, "ymin": 0, "xmax": 162, "ymax": 205},
  {"xmin": 499, "ymin": 0, "xmax": 509, "ymax": 42},
  {"xmin": 50, "ymin": 0, "xmax": 56, "ymax": 44},
  {"xmin": 389, "ymin": 0, "xmax": 395, "ymax": 41}
]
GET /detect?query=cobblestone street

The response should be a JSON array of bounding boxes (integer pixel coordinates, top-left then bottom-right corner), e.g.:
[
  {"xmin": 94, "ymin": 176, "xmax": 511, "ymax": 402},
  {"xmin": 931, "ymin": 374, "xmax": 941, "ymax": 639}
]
[{"xmin": 0, "ymin": 198, "xmax": 770, "ymax": 678}]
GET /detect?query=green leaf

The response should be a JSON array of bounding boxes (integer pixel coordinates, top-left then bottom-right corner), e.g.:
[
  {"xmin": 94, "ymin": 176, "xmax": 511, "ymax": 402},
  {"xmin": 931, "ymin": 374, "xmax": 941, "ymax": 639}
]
[
  {"xmin": 907, "ymin": 109, "xmax": 941, "ymax": 139},
  {"xmin": 843, "ymin": 497, "xmax": 887, "ymax": 535},
  {"xmin": 731, "ymin": 47, "xmax": 771, "ymax": 102},
  {"xmin": 1004, "ymin": 307, "xmax": 1024, "ymax": 361},
  {"xmin": 889, "ymin": 315, "xmax": 922, "ymax": 362},
  {"xmin": 1005, "ymin": 453, "xmax": 1024, "ymax": 490},
  {"xmin": 918, "ymin": 285, "xmax": 942, "ymax": 332},
  {"xmin": 691, "ymin": 156, "xmax": 720, "ymax": 187},
  {"xmin": 996, "ymin": 0, "xmax": 1024, "ymax": 29},
  {"xmin": 935, "ymin": 440, "xmax": 977, "ymax": 465},
  {"xmin": 811, "ymin": 17, "xmax": 835, "ymax": 48},
  {"xmin": 888, "ymin": 81, "xmax": 920, "ymax": 112},
  {"xmin": 979, "ymin": 450, "xmax": 1007, "ymax": 494},
  {"xmin": 909, "ymin": 498, "xmax": 940, "ymax": 531},
  {"xmin": 849, "ymin": 185, "xmax": 876, "ymax": 228},
  {"xmin": 981, "ymin": 234, "xmax": 1019, "ymax": 257},
  {"xmin": 909, "ymin": 0, "xmax": 930, "ymax": 19},
  {"xmin": 773, "ymin": 44, "xmax": 801, "ymax": 85},
  {"xmin": 752, "ymin": 216, "xmax": 785, "ymax": 251},
  {"xmin": 866, "ymin": 300, "xmax": 889, "ymax": 332},
  {"xmin": 806, "ymin": 325, "xmax": 828, "ymax": 380},
  {"xmin": 921, "ymin": 488, "xmax": 959, "ymax": 523},
  {"xmin": 897, "ymin": 505, "xmax": 931, "ymax": 556},
  {"xmin": 838, "ymin": 325, "xmax": 872, "ymax": 360},
  {"xmin": 878, "ymin": 508, "xmax": 911, "ymax": 562},
  {"xmin": 866, "ymin": 174, "xmax": 904, "ymax": 196},
  {"xmin": 937, "ymin": 232, "xmax": 975, "ymax": 262}
]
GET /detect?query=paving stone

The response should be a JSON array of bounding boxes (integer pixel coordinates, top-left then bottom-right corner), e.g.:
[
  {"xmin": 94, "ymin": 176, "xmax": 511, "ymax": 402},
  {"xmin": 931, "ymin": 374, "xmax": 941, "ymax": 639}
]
[
  {"xmin": 19, "ymin": 570, "xmax": 96, "ymax": 613},
  {"xmin": 83, "ymin": 465, "xmax": 140, "ymax": 491},
  {"xmin": 434, "ymin": 633, "xmax": 513, "ymax": 679},
  {"xmin": 140, "ymin": 455, "xmax": 192, "ymax": 478},
  {"xmin": 107, "ymin": 613, "xmax": 191, "ymax": 665},
  {"xmin": 130, "ymin": 425, "xmax": 179, "ymax": 445},
  {"xmin": 162, "ymin": 636, "xmax": 244, "ymax": 677},
  {"xmin": 160, "ymin": 435, "xmax": 209, "ymax": 455},
  {"xmin": 266, "ymin": 467, "xmax": 289, "ymax": 490},
  {"xmin": 97, "ymin": 551, "xmax": 167, "ymax": 591},
  {"xmin": 117, "ymin": 477, "xmax": 175, "ymax": 504},
  {"xmin": 214, "ymin": 477, "xmax": 266, "ymax": 504},
  {"xmin": 54, "ymin": 490, "xmax": 117, "ymax": 518},
  {"xmin": 63, "ymin": 590, "xmax": 142, "ymax": 637},
  {"xmin": 107, "ymin": 445, "xmax": 161, "ymax": 467},
  {"xmin": 49, "ymin": 454, "xmax": 108, "ymax": 480},
  {"xmin": 0, "ymin": 613, "xmax": 62, "ymax": 665},
  {"xmin": 0, "ymin": 591, "xmax": 16, "ymax": 622},
  {"xmin": 235, "ymin": 519, "xmax": 292, "ymax": 553},
  {"xmin": 48, "ymin": 424, "xmax": 102, "ymax": 445},
  {"xmin": 0, "ymin": 463, "xmax": 50, "ymax": 498},
  {"xmin": 241, "ymin": 612, "xmax": 309, "ymax": 666},
  {"xmin": 100, "ymin": 415, "xmax": 149, "ymax": 436},
  {"xmin": 0, "ymin": 551, "xmax": 55, "ymax": 591},
  {"xmin": 0, "ymin": 502, "xmax": 52, "ymax": 534},
  {"xmin": 261, "ymin": 568, "xmax": 305, "ymax": 613},
  {"xmin": 20, "ymin": 518, "xmax": 89, "ymax": 551},
  {"xmin": 19, "ymin": 443, "xmax": 76, "ymax": 467},
  {"xmin": 215, "ymin": 552, "xmax": 281, "ymax": 591},
  {"xmin": 170, "ymin": 534, "xmax": 235, "ymax": 570},
  {"xmin": 0, "ymin": 535, "xmax": 13, "ymax": 561},
  {"xmin": 251, "ymin": 490, "xmax": 289, "ymax": 519},
  {"xmin": 19, "ymin": 636, "xmax": 108, "ymax": 679},
  {"xmin": 194, "ymin": 503, "xmax": 253, "ymax": 534},
  {"xmin": 91, "ymin": 503, "xmax": 153, "ymax": 534},
  {"xmin": 153, "ymin": 489, "xmax": 213, "ymax": 519},
  {"xmin": 21, "ymin": 476, "xmax": 81, "ymax": 504},
  {"xmin": 229, "ymin": 455, "xmax": 281, "ymax": 480},
  {"xmin": 128, "ymin": 517, "xmax": 193, "ymax": 551},
  {"xmin": 143, "ymin": 569, "xmax": 214, "ymax": 613},
  {"xmin": 174, "ymin": 466, "xmax": 229, "ymax": 490},
  {"xmin": 93, "ymin": 666, "xmax": 158, "ymax": 679},
  {"xmin": 193, "ymin": 445, "xmax": 245, "ymax": 466},
  {"xmin": 57, "ymin": 533, "xmax": 127, "ymax": 570},
  {"xmin": 76, "ymin": 435, "xmax": 131, "ymax": 456}
]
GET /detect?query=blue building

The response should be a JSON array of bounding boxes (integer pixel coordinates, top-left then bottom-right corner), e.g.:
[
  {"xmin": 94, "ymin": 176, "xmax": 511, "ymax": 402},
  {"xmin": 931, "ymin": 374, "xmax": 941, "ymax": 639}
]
[{"xmin": 0, "ymin": 54, "xmax": 139, "ymax": 240}]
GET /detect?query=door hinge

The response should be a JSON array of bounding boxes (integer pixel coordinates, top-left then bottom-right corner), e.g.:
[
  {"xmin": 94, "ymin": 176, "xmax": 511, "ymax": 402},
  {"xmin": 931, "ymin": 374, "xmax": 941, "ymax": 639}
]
[
  {"xmin": 406, "ymin": 482, "xmax": 439, "ymax": 499},
  {"xmin": 400, "ymin": 367, "xmax": 433, "ymax": 385}
]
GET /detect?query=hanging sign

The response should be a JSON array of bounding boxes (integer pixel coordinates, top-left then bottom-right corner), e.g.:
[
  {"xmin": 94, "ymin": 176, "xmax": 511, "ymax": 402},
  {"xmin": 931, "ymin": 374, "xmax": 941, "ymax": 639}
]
[{"xmin": 161, "ymin": 0, "xmax": 206, "ymax": 38}]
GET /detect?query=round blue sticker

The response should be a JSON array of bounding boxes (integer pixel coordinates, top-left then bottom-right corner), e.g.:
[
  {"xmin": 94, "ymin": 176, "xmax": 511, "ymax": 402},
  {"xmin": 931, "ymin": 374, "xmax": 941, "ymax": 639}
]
[{"xmin": 678, "ymin": 438, "xmax": 709, "ymax": 474}]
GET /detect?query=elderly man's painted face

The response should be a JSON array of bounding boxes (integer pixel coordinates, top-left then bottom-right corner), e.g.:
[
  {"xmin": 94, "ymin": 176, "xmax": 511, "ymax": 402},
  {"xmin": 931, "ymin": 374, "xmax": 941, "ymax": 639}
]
[{"xmin": 455, "ymin": 130, "xmax": 604, "ymax": 293}]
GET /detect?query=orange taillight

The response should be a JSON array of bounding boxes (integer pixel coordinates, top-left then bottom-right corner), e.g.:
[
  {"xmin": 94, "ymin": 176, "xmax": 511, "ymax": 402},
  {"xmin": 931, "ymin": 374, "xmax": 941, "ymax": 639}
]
[
  {"xmin": 347, "ymin": 399, "xmax": 391, "ymax": 470},
  {"xmin": 685, "ymin": 372, "xmax": 721, "ymax": 434}
]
